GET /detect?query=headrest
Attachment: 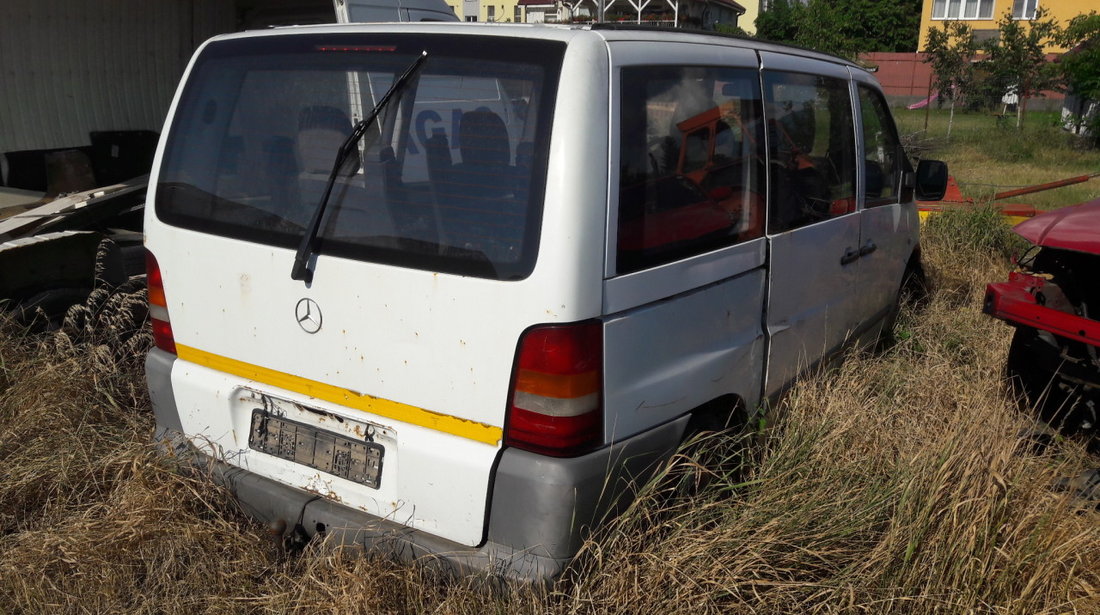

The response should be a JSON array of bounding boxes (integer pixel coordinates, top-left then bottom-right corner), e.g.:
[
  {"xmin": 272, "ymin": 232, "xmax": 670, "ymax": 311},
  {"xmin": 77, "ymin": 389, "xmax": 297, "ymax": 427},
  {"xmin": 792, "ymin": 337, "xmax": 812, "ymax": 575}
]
[
  {"xmin": 459, "ymin": 108, "xmax": 509, "ymax": 167},
  {"xmin": 297, "ymin": 106, "xmax": 355, "ymax": 174}
]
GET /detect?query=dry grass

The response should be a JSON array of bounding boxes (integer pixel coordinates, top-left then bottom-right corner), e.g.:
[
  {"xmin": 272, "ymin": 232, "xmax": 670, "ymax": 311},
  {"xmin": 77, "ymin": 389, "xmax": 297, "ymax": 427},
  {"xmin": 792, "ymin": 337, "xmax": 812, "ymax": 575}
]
[
  {"xmin": 1, "ymin": 222, "xmax": 1099, "ymax": 613},
  {"xmin": 562, "ymin": 217, "xmax": 1100, "ymax": 614}
]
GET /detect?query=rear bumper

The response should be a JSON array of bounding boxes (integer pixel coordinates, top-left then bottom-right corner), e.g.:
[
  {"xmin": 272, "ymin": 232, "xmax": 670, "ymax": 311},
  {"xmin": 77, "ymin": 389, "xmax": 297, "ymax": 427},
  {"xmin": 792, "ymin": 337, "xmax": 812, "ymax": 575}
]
[{"xmin": 145, "ymin": 348, "xmax": 689, "ymax": 582}]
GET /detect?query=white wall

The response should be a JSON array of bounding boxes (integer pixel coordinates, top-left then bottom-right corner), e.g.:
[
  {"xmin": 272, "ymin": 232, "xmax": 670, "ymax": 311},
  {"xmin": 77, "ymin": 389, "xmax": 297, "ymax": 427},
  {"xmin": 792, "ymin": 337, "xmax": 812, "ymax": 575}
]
[{"xmin": 0, "ymin": 0, "xmax": 234, "ymax": 153}]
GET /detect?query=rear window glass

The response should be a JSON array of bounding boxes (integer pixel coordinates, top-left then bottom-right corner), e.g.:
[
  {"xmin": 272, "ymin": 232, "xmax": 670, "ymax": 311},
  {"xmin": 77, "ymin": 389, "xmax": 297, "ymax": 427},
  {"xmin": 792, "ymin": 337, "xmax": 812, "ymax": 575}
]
[{"xmin": 156, "ymin": 34, "xmax": 564, "ymax": 280}]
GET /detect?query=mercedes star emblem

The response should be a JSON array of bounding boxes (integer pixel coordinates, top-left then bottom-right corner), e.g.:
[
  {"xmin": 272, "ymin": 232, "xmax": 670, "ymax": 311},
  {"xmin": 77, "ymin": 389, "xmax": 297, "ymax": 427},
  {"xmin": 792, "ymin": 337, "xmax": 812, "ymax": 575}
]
[{"xmin": 295, "ymin": 298, "xmax": 322, "ymax": 334}]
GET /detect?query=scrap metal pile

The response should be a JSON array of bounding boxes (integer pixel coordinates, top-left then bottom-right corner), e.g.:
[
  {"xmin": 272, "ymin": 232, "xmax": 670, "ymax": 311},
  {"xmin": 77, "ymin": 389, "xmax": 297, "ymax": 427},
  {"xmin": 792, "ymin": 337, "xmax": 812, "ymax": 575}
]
[{"xmin": 0, "ymin": 178, "xmax": 146, "ymax": 327}]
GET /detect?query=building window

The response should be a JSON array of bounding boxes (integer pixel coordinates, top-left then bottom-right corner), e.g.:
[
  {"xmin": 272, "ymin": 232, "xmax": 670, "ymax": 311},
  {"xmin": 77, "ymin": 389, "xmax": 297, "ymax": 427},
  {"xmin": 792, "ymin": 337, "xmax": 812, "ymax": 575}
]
[
  {"xmin": 465, "ymin": 15, "xmax": 478, "ymax": 21},
  {"xmin": 487, "ymin": 5, "xmax": 495, "ymax": 20},
  {"xmin": 932, "ymin": 0, "xmax": 994, "ymax": 20},
  {"xmin": 515, "ymin": 5, "xmax": 523, "ymax": 21},
  {"xmin": 1012, "ymin": 0, "xmax": 1038, "ymax": 19}
]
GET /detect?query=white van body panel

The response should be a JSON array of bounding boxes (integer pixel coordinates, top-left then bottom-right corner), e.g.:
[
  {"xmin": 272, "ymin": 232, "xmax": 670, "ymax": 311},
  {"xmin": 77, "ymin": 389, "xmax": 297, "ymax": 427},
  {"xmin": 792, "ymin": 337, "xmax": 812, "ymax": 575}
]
[
  {"xmin": 603, "ymin": 267, "xmax": 766, "ymax": 440},
  {"xmin": 759, "ymin": 51, "xmax": 866, "ymax": 397},
  {"xmin": 600, "ymin": 39, "xmax": 766, "ymax": 438},
  {"xmin": 168, "ymin": 364, "xmax": 497, "ymax": 538},
  {"xmin": 764, "ymin": 214, "xmax": 862, "ymax": 396},
  {"xmin": 849, "ymin": 67, "xmax": 919, "ymax": 331}
]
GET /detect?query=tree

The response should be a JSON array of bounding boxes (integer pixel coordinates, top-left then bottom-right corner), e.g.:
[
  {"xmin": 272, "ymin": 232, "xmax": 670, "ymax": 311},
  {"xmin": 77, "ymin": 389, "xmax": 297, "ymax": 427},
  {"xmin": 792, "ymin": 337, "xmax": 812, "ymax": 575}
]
[
  {"xmin": 924, "ymin": 21, "xmax": 978, "ymax": 139},
  {"xmin": 755, "ymin": 0, "xmax": 804, "ymax": 47},
  {"xmin": 1058, "ymin": 12, "xmax": 1100, "ymax": 141},
  {"xmin": 980, "ymin": 7, "xmax": 1062, "ymax": 128},
  {"xmin": 754, "ymin": 0, "xmax": 922, "ymax": 59}
]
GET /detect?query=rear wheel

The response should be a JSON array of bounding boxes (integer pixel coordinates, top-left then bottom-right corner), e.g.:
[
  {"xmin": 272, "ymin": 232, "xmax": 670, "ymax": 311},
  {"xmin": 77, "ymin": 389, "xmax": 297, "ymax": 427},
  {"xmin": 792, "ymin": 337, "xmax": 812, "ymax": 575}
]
[
  {"xmin": 878, "ymin": 259, "xmax": 927, "ymax": 350},
  {"xmin": 14, "ymin": 287, "xmax": 92, "ymax": 331},
  {"xmin": 674, "ymin": 399, "xmax": 752, "ymax": 495}
]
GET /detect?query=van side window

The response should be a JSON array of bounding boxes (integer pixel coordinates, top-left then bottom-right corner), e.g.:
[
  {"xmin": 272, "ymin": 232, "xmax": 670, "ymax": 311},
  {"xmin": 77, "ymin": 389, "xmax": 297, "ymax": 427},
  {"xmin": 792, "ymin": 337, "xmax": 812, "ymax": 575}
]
[
  {"xmin": 858, "ymin": 85, "xmax": 903, "ymax": 207},
  {"xmin": 617, "ymin": 66, "xmax": 766, "ymax": 274},
  {"xmin": 764, "ymin": 72, "xmax": 856, "ymax": 234}
]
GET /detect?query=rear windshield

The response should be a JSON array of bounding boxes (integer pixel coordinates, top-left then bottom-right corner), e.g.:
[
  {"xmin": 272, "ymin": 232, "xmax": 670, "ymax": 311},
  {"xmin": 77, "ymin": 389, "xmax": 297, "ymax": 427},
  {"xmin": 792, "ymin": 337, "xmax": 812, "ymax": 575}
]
[{"xmin": 156, "ymin": 34, "xmax": 564, "ymax": 280}]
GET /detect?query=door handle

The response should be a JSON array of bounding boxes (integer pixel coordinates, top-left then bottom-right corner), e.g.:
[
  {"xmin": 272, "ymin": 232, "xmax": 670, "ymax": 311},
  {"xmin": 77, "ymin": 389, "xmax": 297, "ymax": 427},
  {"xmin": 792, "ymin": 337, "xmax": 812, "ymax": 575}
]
[
  {"xmin": 840, "ymin": 247, "xmax": 860, "ymax": 265},
  {"xmin": 859, "ymin": 241, "xmax": 877, "ymax": 257}
]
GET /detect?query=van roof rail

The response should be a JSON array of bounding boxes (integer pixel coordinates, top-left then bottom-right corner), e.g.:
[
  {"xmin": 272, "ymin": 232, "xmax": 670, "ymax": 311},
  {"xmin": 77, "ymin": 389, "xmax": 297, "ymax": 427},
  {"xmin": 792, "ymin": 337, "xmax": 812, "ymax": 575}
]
[{"xmin": 585, "ymin": 23, "xmax": 856, "ymax": 66}]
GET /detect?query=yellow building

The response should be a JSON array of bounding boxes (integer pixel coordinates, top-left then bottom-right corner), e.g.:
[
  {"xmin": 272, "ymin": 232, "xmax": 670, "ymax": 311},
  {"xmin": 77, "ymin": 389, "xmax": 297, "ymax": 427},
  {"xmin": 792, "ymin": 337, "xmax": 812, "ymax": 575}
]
[
  {"xmin": 917, "ymin": 0, "xmax": 1090, "ymax": 53},
  {"xmin": 442, "ymin": 0, "xmax": 526, "ymax": 22},
  {"xmin": 740, "ymin": 0, "xmax": 760, "ymax": 33}
]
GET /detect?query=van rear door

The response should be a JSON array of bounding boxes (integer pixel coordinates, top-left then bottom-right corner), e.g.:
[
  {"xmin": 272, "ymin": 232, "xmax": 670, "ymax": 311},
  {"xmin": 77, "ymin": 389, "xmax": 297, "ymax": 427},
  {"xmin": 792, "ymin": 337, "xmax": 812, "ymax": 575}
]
[{"xmin": 147, "ymin": 31, "xmax": 565, "ymax": 546}]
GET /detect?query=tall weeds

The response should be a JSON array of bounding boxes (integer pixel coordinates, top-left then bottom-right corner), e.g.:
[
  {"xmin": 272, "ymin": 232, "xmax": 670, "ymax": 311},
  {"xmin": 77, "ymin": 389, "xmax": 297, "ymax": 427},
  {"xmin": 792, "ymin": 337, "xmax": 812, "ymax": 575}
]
[{"xmin": 0, "ymin": 224, "xmax": 1097, "ymax": 614}]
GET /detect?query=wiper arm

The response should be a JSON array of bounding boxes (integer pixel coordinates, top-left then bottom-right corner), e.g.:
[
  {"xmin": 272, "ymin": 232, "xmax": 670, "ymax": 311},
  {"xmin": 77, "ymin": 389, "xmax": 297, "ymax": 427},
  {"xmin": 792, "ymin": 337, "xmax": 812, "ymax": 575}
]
[{"xmin": 291, "ymin": 50, "xmax": 429, "ymax": 283}]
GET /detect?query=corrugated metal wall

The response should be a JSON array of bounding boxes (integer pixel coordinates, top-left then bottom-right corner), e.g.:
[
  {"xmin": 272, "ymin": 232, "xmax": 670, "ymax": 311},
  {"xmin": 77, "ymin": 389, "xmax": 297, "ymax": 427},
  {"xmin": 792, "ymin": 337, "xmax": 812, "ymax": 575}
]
[{"xmin": 0, "ymin": 0, "xmax": 234, "ymax": 153}]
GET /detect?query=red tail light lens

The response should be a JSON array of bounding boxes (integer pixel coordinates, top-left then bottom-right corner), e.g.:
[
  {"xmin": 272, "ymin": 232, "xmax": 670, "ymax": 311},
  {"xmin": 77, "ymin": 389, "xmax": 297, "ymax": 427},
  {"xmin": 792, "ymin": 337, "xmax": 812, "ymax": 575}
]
[
  {"xmin": 146, "ymin": 251, "xmax": 176, "ymax": 355},
  {"xmin": 505, "ymin": 321, "xmax": 602, "ymax": 457}
]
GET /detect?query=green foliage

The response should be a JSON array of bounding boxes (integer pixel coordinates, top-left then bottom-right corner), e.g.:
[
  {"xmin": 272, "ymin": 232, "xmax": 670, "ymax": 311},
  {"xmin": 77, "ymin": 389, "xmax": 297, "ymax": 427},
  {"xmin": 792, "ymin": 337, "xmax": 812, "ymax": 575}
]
[
  {"xmin": 755, "ymin": 0, "xmax": 801, "ymax": 45},
  {"xmin": 754, "ymin": 0, "xmax": 921, "ymax": 59},
  {"xmin": 713, "ymin": 23, "xmax": 749, "ymax": 37},
  {"xmin": 979, "ymin": 7, "xmax": 1063, "ymax": 126},
  {"xmin": 921, "ymin": 205, "xmax": 1027, "ymax": 259},
  {"xmin": 1060, "ymin": 13, "xmax": 1100, "ymax": 100},
  {"xmin": 925, "ymin": 22, "xmax": 978, "ymax": 98},
  {"xmin": 924, "ymin": 21, "xmax": 978, "ymax": 138},
  {"xmin": 1058, "ymin": 12, "xmax": 1100, "ymax": 144}
]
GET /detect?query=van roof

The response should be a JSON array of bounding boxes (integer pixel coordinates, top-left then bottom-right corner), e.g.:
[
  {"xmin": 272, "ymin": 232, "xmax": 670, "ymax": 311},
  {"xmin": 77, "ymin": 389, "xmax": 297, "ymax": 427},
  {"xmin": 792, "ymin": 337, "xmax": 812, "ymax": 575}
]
[{"xmin": 211, "ymin": 22, "xmax": 864, "ymax": 72}]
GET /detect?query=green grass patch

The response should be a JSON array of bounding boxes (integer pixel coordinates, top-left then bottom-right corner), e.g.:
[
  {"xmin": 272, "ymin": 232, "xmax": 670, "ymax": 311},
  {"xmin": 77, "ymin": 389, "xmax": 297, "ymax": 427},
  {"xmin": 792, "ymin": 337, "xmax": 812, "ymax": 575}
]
[
  {"xmin": 922, "ymin": 203, "xmax": 1030, "ymax": 259},
  {"xmin": 896, "ymin": 108, "xmax": 1100, "ymax": 210}
]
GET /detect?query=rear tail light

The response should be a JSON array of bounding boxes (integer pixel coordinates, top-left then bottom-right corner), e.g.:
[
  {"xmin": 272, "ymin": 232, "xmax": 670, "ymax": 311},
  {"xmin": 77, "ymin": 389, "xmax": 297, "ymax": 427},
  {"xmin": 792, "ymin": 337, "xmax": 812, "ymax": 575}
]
[
  {"xmin": 505, "ymin": 321, "xmax": 602, "ymax": 457},
  {"xmin": 146, "ymin": 251, "xmax": 176, "ymax": 355}
]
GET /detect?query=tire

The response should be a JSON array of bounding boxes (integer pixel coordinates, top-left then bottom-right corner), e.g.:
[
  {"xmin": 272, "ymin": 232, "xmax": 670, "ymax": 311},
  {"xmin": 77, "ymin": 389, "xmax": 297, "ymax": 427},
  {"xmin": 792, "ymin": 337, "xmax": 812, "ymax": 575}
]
[
  {"xmin": 878, "ymin": 260, "xmax": 926, "ymax": 350},
  {"xmin": 15, "ymin": 287, "xmax": 92, "ymax": 331},
  {"xmin": 1007, "ymin": 326, "xmax": 1097, "ymax": 436}
]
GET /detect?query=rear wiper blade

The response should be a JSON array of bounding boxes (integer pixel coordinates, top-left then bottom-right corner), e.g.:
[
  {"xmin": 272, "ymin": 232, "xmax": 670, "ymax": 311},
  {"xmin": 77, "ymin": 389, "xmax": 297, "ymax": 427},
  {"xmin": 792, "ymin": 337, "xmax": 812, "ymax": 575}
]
[{"xmin": 290, "ymin": 50, "xmax": 429, "ymax": 283}]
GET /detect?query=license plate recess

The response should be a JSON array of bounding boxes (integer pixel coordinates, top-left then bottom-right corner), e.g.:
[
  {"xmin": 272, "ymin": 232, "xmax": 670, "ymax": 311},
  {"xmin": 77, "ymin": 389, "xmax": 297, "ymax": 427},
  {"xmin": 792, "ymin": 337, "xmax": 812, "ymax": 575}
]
[{"xmin": 248, "ymin": 409, "xmax": 384, "ymax": 489}]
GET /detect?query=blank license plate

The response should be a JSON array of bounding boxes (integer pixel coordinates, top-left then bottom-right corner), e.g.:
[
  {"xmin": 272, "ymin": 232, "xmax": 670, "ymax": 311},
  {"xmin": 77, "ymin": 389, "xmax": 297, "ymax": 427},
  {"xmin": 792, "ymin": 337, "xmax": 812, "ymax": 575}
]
[{"xmin": 248, "ymin": 409, "xmax": 384, "ymax": 489}]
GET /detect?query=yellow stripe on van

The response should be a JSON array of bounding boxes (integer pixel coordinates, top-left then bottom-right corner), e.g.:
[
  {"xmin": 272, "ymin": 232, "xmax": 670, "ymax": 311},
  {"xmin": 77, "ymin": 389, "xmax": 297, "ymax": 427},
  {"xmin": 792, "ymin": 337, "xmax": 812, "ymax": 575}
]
[{"xmin": 175, "ymin": 344, "xmax": 503, "ymax": 446}]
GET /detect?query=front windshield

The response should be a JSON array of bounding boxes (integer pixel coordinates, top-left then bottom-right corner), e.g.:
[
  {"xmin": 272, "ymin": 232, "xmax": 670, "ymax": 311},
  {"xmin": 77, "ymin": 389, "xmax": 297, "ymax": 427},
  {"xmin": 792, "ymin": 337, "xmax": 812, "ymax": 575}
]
[{"xmin": 156, "ymin": 34, "xmax": 564, "ymax": 280}]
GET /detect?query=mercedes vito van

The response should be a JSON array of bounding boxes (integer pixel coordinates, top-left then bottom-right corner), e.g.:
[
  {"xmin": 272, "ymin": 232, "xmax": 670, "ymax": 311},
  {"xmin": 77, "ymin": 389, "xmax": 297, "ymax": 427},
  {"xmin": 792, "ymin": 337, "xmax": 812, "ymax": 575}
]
[{"xmin": 144, "ymin": 23, "xmax": 945, "ymax": 581}]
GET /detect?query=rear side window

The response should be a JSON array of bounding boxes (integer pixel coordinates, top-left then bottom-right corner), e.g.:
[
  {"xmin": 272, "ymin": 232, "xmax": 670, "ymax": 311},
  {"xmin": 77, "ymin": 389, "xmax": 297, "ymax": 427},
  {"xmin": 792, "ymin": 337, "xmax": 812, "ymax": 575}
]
[
  {"xmin": 156, "ymin": 35, "xmax": 564, "ymax": 280},
  {"xmin": 764, "ymin": 71, "xmax": 856, "ymax": 234},
  {"xmin": 617, "ymin": 66, "xmax": 766, "ymax": 274},
  {"xmin": 858, "ymin": 85, "xmax": 903, "ymax": 207}
]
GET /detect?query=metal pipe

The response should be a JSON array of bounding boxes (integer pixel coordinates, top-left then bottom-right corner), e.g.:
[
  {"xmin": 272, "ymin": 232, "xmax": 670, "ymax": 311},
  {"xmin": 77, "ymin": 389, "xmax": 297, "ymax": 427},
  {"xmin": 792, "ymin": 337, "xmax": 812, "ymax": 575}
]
[{"xmin": 992, "ymin": 172, "xmax": 1100, "ymax": 201}]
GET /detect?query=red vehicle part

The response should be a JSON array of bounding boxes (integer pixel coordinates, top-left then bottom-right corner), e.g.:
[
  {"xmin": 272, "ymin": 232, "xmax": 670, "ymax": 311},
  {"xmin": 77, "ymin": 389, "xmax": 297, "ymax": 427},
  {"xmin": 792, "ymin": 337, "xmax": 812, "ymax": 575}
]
[
  {"xmin": 984, "ymin": 272, "xmax": 1100, "ymax": 349},
  {"xmin": 984, "ymin": 201, "xmax": 1100, "ymax": 434},
  {"xmin": 1012, "ymin": 197, "xmax": 1100, "ymax": 254}
]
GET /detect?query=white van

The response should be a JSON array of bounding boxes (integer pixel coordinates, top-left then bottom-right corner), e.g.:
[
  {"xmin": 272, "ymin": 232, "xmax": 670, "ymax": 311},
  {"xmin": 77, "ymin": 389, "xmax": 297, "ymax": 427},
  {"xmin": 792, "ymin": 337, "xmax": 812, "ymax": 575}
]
[{"xmin": 144, "ymin": 23, "xmax": 946, "ymax": 581}]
